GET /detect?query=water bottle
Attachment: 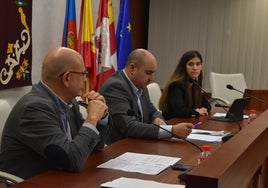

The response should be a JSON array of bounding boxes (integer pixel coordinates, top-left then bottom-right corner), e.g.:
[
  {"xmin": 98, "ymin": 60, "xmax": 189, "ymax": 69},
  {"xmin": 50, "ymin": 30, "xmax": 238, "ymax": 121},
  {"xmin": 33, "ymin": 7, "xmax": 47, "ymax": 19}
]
[
  {"xmin": 198, "ymin": 145, "xmax": 211, "ymax": 164},
  {"xmin": 248, "ymin": 109, "xmax": 257, "ymax": 123}
]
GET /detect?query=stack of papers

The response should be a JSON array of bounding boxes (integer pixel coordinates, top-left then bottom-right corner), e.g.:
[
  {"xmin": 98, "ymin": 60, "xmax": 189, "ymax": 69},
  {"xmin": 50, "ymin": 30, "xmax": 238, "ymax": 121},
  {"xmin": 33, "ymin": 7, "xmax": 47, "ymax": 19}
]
[
  {"xmin": 97, "ymin": 152, "xmax": 180, "ymax": 175},
  {"xmin": 101, "ymin": 177, "xmax": 185, "ymax": 188},
  {"xmin": 187, "ymin": 129, "xmax": 231, "ymax": 143},
  {"xmin": 213, "ymin": 112, "xmax": 248, "ymax": 119}
]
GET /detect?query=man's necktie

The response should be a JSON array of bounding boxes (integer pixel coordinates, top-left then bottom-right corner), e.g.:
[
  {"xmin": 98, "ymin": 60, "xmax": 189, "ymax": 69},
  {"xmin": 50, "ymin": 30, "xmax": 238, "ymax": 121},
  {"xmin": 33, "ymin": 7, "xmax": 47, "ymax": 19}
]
[
  {"xmin": 61, "ymin": 110, "xmax": 72, "ymax": 141},
  {"xmin": 136, "ymin": 90, "xmax": 143, "ymax": 122}
]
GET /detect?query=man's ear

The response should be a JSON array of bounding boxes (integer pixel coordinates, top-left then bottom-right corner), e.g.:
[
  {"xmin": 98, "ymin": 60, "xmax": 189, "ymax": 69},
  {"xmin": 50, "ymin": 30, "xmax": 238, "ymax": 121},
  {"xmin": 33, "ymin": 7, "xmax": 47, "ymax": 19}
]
[
  {"xmin": 61, "ymin": 72, "xmax": 70, "ymax": 87},
  {"xmin": 129, "ymin": 63, "xmax": 137, "ymax": 72}
]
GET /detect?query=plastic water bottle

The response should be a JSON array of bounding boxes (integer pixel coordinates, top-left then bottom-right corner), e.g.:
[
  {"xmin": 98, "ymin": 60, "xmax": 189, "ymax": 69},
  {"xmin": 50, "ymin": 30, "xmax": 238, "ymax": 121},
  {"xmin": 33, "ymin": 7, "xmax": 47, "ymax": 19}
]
[
  {"xmin": 248, "ymin": 109, "xmax": 257, "ymax": 124},
  {"xmin": 198, "ymin": 145, "xmax": 211, "ymax": 164}
]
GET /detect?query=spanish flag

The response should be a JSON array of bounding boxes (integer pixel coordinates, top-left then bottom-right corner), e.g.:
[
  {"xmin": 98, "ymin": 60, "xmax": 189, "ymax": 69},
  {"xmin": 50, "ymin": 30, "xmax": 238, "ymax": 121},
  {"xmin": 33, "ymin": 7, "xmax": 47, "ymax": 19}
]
[
  {"xmin": 94, "ymin": 0, "xmax": 117, "ymax": 91},
  {"xmin": 62, "ymin": 0, "xmax": 77, "ymax": 50},
  {"xmin": 78, "ymin": 0, "xmax": 97, "ymax": 91}
]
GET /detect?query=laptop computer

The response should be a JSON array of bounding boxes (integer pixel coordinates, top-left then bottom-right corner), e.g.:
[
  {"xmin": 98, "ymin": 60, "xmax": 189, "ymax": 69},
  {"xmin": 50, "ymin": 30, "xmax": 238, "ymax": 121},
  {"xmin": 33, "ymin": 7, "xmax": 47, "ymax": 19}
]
[{"xmin": 209, "ymin": 97, "xmax": 250, "ymax": 122}]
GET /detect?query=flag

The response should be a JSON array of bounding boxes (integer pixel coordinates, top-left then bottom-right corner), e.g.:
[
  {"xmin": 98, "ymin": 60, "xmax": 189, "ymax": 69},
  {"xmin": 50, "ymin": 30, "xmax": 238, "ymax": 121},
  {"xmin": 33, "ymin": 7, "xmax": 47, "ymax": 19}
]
[
  {"xmin": 78, "ymin": 0, "xmax": 97, "ymax": 91},
  {"xmin": 94, "ymin": 0, "xmax": 117, "ymax": 91},
  {"xmin": 116, "ymin": 0, "xmax": 132, "ymax": 70},
  {"xmin": 62, "ymin": 0, "xmax": 77, "ymax": 50}
]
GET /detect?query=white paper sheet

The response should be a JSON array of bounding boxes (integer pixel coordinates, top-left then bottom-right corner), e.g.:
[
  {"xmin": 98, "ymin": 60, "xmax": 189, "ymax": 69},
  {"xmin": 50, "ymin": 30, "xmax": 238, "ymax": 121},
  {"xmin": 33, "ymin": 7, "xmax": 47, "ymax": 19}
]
[
  {"xmin": 213, "ymin": 112, "xmax": 248, "ymax": 119},
  {"xmin": 97, "ymin": 152, "xmax": 180, "ymax": 175},
  {"xmin": 101, "ymin": 177, "xmax": 185, "ymax": 188},
  {"xmin": 187, "ymin": 129, "xmax": 231, "ymax": 143}
]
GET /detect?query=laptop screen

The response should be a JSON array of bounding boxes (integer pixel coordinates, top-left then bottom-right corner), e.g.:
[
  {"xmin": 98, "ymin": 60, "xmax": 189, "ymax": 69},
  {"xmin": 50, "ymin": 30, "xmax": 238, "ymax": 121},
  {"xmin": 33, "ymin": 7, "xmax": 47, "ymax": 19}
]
[{"xmin": 209, "ymin": 97, "xmax": 250, "ymax": 122}]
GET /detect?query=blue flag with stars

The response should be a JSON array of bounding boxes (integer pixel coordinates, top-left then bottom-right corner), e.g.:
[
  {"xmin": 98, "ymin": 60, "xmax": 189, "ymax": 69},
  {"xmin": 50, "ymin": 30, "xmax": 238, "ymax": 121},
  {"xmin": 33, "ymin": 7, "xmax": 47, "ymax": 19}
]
[{"xmin": 116, "ymin": 0, "xmax": 132, "ymax": 70}]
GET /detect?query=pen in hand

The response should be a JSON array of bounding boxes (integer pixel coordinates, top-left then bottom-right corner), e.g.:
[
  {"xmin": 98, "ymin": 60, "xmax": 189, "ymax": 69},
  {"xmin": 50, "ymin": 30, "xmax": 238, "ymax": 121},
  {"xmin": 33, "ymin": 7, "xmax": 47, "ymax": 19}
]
[
  {"xmin": 194, "ymin": 122, "xmax": 202, "ymax": 128},
  {"xmin": 78, "ymin": 100, "xmax": 88, "ymax": 108}
]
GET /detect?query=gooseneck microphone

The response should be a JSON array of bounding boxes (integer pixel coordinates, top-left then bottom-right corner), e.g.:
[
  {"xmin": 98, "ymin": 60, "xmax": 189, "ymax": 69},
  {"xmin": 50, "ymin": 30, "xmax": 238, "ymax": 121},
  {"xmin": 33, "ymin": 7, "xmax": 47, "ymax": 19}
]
[
  {"xmin": 189, "ymin": 79, "xmax": 241, "ymax": 142},
  {"xmin": 226, "ymin": 84, "xmax": 268, "ymax": 106},
  {"xmin": 189, "ymin": 79, "xmax": 235, "ymax": 120},
  {"xmin": 127, "ymin": 109, "xmax": 203, "ymax": 152}
]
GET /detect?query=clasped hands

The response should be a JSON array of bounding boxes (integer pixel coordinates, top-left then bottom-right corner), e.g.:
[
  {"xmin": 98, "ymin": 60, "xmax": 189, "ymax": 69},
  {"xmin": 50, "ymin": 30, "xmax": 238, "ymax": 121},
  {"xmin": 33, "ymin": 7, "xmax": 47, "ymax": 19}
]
[
  {"xmin": 82, "ymin": 91, "xmax": 108, "ymax": 126},
  {"xmin": 195, "ymin": 107, "xmax": 209, "ymax": 116}
]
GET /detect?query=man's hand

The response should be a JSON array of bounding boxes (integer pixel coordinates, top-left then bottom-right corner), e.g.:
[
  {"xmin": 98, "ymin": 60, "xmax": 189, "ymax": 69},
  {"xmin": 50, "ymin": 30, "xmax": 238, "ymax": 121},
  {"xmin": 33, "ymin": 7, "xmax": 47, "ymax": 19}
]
[
  {"xmin": 83, "ymin": 91, "xmax": 108, "ymax": 126},
  {"xmin": 172, "ymin": 123, "xmax": 193, "ymax": 138},
  {"xmin": 152, "ymin": 117, "xmax": 167, "ymax": 125}
]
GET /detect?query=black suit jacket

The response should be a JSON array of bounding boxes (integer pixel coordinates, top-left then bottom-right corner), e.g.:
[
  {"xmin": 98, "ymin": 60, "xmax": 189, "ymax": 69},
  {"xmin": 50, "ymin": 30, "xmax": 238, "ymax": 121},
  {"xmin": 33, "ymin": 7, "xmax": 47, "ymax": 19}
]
[
  {"xmin": 162, "ymin": 81, "xmax": 211, "ymax": 119},
  {"xmin": 100, "ymin": 71, "xmax": 164, "ymax": 144},
  {"xmin": 0, "ymin": 81, "xmax": 107, "ymax": 179}
]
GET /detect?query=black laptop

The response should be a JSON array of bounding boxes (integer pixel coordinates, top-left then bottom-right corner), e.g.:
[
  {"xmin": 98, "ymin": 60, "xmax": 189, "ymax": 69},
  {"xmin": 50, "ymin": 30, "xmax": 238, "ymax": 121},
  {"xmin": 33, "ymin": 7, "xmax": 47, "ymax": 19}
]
[{"xmin": 209, "ymin": 97, "xmax": 250, "ymax": 122}]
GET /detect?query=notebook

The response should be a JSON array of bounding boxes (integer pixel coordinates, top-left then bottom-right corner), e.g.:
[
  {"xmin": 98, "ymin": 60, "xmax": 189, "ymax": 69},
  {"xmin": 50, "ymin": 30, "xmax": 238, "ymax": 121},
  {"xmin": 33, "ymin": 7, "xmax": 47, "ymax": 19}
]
[{"xmin": 209, "ymin": 97, "xmax": 250, "ymax": 122}]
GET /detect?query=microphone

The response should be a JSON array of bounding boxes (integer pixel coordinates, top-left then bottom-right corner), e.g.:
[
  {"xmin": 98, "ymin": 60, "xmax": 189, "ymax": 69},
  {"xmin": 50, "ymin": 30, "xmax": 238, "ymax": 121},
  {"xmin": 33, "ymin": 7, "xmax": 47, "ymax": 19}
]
[
  {"xmin": 226, "ymin": 84, "xmax": 268, "ymax": 106},
  {"xmin": 78, "ymin": 100, "xmax": 88, "ymax": 108},
  {"xmin": 190, "ymin": 79, "xmax": 241, "ymax": 142},
  {"xmin": 126, "ymin": 109, "xmax": 203, "ymax": 152},
  {"xmin": 189, "ymin": 79, "xmax": 231, "ymax": 115}
]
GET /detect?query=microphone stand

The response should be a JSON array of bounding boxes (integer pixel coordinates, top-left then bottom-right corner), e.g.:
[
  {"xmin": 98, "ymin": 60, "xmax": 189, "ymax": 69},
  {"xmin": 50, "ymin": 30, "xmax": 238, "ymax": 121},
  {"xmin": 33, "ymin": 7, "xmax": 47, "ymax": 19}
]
[
  {"xmin": 190, "ymin": 79, "xmax": 241, "ymax": 142},
  {"xmin": 226, "ymin": 84, "xmax": 268, "ymax": 106}
]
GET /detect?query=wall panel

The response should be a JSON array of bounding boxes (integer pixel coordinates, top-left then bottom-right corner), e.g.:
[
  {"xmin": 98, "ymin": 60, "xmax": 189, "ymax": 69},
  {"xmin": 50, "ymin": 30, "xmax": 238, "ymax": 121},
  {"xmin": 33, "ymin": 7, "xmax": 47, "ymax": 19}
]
[{"xmin": 148, "ymin": 0, "xmax": 268, "ymax": 91}]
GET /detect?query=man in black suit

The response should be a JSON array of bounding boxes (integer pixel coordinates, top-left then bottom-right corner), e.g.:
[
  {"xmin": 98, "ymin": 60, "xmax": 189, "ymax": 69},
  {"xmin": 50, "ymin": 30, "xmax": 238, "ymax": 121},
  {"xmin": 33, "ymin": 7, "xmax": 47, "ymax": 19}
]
[
  {"xmin": 0, "ymin": 47, "xmax": 108, "ymax": 179},
  {"xmin": 100, "ymin": 48, "xmax": 193, "ymax": 144}
]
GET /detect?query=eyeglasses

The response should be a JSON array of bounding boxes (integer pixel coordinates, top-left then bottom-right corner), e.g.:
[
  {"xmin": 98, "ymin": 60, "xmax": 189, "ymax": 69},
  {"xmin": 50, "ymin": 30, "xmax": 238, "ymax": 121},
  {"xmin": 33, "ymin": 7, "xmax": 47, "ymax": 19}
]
[{"xmin": 59, "ymin": 71, "xmax": 88, "ymax": 78}]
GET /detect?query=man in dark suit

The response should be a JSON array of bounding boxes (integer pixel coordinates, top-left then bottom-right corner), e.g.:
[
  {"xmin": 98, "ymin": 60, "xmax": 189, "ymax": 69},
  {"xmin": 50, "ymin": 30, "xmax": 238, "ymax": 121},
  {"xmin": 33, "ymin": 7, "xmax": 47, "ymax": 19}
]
[
  {"xmin": 100, "ymin": 49, "xmax": 193, "ymax": 144},
  {"xmin": 0, "ymin": 47, "xmax": 108, "ymax": 179}
]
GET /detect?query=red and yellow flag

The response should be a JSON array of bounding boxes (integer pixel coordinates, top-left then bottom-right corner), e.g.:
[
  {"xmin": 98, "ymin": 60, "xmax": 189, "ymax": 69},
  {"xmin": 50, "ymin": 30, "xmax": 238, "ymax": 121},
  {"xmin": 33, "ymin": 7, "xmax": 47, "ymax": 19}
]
[
  {"xmin": 78, "ymin": 0, "xmax": 97, "ymax": 92},
  {"xmin": 94, "ymin": 0, "xmax": 117, "ymax": 91},
  {"xmin": 62, "ymin": 0, "xmax": 77, "ymax": 50}
]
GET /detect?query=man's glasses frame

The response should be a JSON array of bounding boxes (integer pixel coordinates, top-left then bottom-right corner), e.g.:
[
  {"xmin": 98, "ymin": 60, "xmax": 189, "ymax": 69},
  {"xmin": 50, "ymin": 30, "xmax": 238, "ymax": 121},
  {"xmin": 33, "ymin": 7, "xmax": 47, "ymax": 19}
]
[{"xmin": 59, "ymin": 71, "xmax": 88, "ymax": 78}]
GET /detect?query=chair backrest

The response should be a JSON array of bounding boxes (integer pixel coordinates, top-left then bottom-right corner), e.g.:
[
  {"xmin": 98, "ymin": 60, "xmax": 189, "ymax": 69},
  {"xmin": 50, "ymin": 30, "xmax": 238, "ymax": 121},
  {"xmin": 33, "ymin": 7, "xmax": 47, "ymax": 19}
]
[
  {"xmin": 0, "ymin": 171, "xmax": 24, "ymax": 185},
  {"xmin": 0, "ymin": 102, "xmax": 24, "ymax": 185},
  {"xmin": 146, "ymin": 82, "xmax": 162, "ymax": 110},
  {"xmin": 210, "ymin": 72, "xmax": 247, "ymax": 104},
  {"xmin": 0, "ymin": 100, "xmax": 11, "ymax": 146}
]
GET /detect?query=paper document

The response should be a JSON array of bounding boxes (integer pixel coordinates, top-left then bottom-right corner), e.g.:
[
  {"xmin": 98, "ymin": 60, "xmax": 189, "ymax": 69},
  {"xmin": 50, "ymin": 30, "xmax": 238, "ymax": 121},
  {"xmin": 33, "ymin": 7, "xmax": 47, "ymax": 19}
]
[
  {"xmin": 101, "ymin": 177, "xmax": 185, "ymax": 188},
  {"xmin": 191, "ymin": 129, "xmax": 230, "ymax": 136},
  {"xmin": 187, "ymin": 129, "xmax": 231, "ymax": 143},
  {"xmin": 213, "ymin": 112, "xmax": 248, "ymax": 119},
  {"xmin": 97, "ymin": 152, "xmax": 180, "ymax": 175}
]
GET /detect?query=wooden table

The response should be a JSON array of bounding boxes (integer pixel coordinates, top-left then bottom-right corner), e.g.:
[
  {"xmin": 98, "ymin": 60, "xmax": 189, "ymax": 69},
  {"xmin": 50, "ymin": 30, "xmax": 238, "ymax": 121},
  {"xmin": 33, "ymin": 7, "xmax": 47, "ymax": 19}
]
[{"xmin": 11, "ymin": 109, "xmax": 268, "ymax": 188}]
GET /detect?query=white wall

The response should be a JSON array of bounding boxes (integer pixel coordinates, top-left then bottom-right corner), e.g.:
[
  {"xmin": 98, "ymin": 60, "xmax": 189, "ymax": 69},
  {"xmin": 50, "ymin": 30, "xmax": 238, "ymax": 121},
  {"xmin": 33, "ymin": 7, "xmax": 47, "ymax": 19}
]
[
  {"xmin": 148, "ymin": 0, "xmax": 268, "ymax": 92},
  {"xmin": 0, "ymin": 0, "xmax": 120, "ymax": 107}
]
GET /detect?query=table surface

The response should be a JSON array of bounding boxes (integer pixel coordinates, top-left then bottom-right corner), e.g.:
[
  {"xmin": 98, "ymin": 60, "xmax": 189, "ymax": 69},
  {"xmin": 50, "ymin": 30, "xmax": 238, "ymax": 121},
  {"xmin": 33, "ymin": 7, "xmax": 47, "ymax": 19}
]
[{"xmin": 11, "ymin": 108, "xmax": 257, "ymax": 188}]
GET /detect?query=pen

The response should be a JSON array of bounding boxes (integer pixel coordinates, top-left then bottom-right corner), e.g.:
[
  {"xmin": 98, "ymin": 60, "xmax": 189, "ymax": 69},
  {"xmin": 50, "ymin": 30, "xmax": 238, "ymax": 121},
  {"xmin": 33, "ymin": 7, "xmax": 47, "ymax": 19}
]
[
  {"xmin": 78, "ymin": 100, "xmax": 88, "ymax": 108},
  {"xmin": 194, "ymin": 122, "xmax": 202, "ymax": 128}
]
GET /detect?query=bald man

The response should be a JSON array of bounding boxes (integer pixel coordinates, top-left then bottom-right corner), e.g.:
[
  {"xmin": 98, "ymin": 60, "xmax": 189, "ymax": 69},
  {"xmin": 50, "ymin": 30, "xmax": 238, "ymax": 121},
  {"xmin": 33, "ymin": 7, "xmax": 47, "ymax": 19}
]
[
  {"xmin": 100, "ymin": 49, "xmax": 193, "ymax": 144},
  {"xmin": 0, "ymin": 47, "xmax": 108, "ymax": 179}
]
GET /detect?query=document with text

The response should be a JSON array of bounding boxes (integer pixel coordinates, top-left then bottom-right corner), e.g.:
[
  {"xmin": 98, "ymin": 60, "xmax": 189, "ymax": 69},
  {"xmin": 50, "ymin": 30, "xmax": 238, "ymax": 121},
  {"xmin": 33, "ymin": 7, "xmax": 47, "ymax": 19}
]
[
  {"xmin": 97, "ymin": 152, "xmax": 181, "ymax": 175},
  {"xmin": 187, "ymin": 128, "xmax": 231, "ymax": 143},
  {"xmin": 101, "ymin": 177, "xmax": 185, "ymax": 188}
]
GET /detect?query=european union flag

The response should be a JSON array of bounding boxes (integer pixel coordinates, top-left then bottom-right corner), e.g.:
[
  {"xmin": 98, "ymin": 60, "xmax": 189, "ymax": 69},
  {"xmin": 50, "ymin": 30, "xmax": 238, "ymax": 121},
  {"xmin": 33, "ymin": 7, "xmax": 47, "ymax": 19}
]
[{"xmin": 116, "ymin": 0, "xmax": 132, "ymax": 70}]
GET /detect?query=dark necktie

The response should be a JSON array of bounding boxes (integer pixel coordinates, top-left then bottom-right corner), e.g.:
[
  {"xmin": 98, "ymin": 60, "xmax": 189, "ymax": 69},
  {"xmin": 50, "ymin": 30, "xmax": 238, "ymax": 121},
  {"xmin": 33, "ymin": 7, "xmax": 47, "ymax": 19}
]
[
  {"xmin": 136, "ymin": 90, "xmax": 143, "ymax": 122},
  {"xmin": 61, "ymin": 109, "xmax": 72, "ymax": 141}
]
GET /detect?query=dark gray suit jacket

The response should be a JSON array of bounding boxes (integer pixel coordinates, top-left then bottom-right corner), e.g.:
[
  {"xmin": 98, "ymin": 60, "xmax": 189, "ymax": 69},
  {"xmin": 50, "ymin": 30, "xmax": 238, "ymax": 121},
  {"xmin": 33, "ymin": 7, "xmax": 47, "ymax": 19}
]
[
  {"xmin": 99, "ymin": 71, "xmax": 164, "ymax": 144},
  {"xmin": 0, "ymin": 81, "xmax": 107, "ymax": 179}
]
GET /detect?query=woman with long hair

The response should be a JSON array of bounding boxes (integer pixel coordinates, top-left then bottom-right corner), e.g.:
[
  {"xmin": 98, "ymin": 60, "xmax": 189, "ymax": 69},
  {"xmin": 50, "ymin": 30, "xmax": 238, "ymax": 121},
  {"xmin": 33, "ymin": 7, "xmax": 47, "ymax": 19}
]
[{"xmin": 159, "ymin": 50, "xmax": 211, "ymax": 120}]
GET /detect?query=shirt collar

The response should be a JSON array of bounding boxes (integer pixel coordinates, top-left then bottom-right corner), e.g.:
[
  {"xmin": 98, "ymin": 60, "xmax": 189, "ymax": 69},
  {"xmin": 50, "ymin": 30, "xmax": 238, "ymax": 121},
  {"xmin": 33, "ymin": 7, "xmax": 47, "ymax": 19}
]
[
  {"xmin": 40, "ymin": 80, "xmax": 73, "ymax": 112},
  {"xmin": 122, "ymin": 69, "xmax": 143, "ymax": 96}
]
